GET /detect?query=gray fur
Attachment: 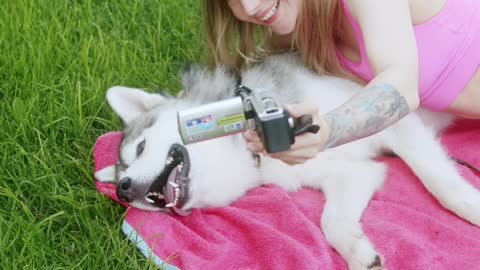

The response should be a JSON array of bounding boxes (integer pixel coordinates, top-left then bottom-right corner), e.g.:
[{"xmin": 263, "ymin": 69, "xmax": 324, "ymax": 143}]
[
  {"xmin": 241, "ymin": 53, "xmax": 306, "ymax": 104},
  {"xmin": 180, "ymin": 53, "xmax": 306, "ymax": 106},
  {"xmin": 122, "ymin": 111, "xmax": 158, "ymax": 145},
  {"xmin": 181, "ymin": 64, "xmax": 237, "ymax": 105}
]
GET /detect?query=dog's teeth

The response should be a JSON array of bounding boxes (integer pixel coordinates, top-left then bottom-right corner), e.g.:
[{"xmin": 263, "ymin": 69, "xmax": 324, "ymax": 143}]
[
  {"xmin": 145, "ymin": 191, "xmax": 164, "ymax": 203},
  {"xmin": 165, "ymin": 202, "xmax": 175, "ymax": 208},
  {"xmin": 169, "ymin": 181, "xmax": 179, "ymax": 188}
]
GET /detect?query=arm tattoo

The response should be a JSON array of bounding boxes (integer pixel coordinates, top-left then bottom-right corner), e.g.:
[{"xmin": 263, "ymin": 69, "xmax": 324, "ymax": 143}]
[{"xmin": 323, "ymin": 83, "xmax": 410, "ymax": 149}]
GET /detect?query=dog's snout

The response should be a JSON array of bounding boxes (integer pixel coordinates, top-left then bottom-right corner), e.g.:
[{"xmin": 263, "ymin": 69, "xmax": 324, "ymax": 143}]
[{"xmin": 116, "ymin": 177, "xmax": 133, "ymax": 202}]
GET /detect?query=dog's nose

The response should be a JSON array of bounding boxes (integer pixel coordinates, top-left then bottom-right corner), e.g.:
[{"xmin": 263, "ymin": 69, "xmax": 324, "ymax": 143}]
[{"xmin": 116, "ymin": 177, "xmax": 133, "ymax": 203}]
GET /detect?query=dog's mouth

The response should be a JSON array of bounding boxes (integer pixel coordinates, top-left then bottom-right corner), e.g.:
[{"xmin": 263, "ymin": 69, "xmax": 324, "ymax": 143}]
[{"xmin": 145, "ymin": 143, "xmax": 192, "ymax": 216}]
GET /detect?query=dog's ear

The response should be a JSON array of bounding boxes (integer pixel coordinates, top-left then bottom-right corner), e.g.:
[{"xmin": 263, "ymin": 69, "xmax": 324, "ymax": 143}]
[
  {"xmin": 94, "ymin": 165, "xmax": 116, "ymax": 183},
  {"xmin": 106, "ymin": 86, "xmax": 166, "ymax": 124}
]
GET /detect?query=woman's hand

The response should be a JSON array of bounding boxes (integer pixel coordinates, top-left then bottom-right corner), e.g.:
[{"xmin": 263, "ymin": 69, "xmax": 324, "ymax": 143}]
[{"xmin": 243, "ymin": 102, "xmax": 330, "ymax": 165}]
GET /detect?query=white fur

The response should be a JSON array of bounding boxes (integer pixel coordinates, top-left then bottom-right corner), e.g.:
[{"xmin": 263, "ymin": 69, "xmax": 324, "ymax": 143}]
[{"xmin": 101, "ymin": 55, "xmax": 480, "ymax": 270}]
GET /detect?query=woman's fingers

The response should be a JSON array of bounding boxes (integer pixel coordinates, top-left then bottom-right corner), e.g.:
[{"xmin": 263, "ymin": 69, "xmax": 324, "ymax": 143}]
[
  {"xmin": 243, "ymin": 130, "xmax": 264, "ymax": 152},
  {"xmin": 242, "ymin": 102, "xmax": 328, "ymax": 166},
  {"xmin": 269, "ymin": 144, "xmax": 318, "ymax": 165},
  {"xmin": 287, "ymin": 132, "xmax": 322, "ymax": 150},
  {"xmin": 285, "ymin": 103, "xmax": 319, "ymax": 118},
  {"xmin": 243, "ymin": 130, "xmax": 261, "ymax": 142}
]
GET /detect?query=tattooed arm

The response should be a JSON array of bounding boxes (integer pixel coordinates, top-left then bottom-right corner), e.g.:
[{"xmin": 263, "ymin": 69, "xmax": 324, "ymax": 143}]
[
  {"xmin": 318, "ymin": 0, "xmax": 420, "ymax": 149},
  {"xmin": 322, "ymin": 83, "xmax": 410, "ymax": 149},
  {"xmin": 243, "ymin": 80, "xmax": 418, "ymax": 165},
  {"xmin": 243, "ymin": 78, "xmax": 418, "ymax": 165},
  {"xmin": 252, "ymin": 71, "xmax": 419, "ymax": 165}
]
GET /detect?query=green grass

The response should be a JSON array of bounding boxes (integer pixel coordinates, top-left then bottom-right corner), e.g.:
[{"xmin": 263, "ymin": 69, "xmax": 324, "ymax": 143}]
[{"xmin": 0, "ymin": 0, "xmax": 204, "ymax": 268}]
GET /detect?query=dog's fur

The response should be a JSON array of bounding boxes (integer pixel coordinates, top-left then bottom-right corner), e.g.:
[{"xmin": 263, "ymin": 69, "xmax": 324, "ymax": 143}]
[{"xmin": 96, "ymin": 54, "xmax": 480, "ymax": 270}]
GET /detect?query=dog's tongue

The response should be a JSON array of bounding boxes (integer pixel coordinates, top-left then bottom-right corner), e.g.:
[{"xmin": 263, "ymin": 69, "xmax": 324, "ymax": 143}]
[
  {"xmin": 145, "ymin": 165, "xmax": 191, "ymax": 216},
  {"xmin": 145, "ymin": 143, "xmax": 191, "ymax": 216},
  {"xmin": 164, "ymin": 167, "xmax": 191, "ymax": 216}
]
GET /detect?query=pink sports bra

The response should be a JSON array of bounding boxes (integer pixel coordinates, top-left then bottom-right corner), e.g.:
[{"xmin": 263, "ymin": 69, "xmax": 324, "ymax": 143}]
[{"xmin": 337, "ymin": 0, "xmax": 480, "ymax": 111}]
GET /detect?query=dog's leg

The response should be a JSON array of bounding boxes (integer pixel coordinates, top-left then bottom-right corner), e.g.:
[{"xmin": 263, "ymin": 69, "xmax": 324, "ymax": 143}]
[
  {"xmin": 261, "ymin": 150, "xmax": 387, "ymax": 269},
  {"xmin": 317, "ymin": 160, "xmax": 386, "ymax": 270},
  {"xmin": 388, "ymin": 114, "xmax": 480, "ymax": 226},
  {"xmin": 275, "ymin": 153, "xmax": 387, "ymax": 270}
]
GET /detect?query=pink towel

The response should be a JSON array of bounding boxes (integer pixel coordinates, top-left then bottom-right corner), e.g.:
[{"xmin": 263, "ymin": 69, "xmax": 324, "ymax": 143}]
[{"xmin": 93, "ymin": 120, "xmax": 480, "ymax": 270}]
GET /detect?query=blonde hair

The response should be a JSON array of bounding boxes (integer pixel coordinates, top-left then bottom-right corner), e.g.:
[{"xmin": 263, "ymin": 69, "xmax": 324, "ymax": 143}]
[
  {"xmin": 202, "ymin": 0, "xmax": 354, "ymax": 80},
  {"xmin": 202, "ymin": 1, "xmax": 267, "ymax": 69}
]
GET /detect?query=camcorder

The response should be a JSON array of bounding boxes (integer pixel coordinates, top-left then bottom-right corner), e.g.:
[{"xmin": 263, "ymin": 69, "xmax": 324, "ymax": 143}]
[{"xmin": 177, "ymin": 85, "xmax": 320, "ymax": 153}]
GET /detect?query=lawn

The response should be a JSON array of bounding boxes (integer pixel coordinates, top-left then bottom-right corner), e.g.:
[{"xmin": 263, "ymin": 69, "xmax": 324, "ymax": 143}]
[{"xmin": 0, "ymin": 0, "xmax": 204, "ymax": 268}]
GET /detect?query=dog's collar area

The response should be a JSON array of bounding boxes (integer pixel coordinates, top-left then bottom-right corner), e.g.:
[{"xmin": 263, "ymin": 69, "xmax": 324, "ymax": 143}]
[{"xmin": 145, "ymin": 143, "xmax": 192, "ymax": 216}]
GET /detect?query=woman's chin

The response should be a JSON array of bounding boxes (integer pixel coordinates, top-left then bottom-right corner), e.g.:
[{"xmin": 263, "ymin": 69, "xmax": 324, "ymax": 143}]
[{"xmin": 271, "ymin": 24, "xmax": 296, "ymax": 36}]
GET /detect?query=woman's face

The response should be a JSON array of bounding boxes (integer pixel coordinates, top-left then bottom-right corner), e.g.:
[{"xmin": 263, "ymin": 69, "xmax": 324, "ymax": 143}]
[{"xmin": 227, "ymin": 0, "xmax": 300, "ymax": 35}]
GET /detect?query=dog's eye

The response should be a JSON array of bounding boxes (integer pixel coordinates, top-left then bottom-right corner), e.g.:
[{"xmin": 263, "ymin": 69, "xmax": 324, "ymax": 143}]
[{"xmin": 136, "ymin": 140, "xmax": 146, "ymax": 157}]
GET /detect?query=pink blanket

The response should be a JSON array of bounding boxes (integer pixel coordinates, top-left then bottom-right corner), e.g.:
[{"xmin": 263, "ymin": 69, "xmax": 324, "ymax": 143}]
[{"xmin": 93, "ymin": 119, "xmax": 480, "ymax": 270}]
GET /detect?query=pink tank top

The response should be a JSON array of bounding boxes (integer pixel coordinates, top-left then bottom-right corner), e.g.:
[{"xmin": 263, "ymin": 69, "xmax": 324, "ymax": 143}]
[{"xmin": 337, "ymin": 0, "xmax": 480, "ymax": 111}]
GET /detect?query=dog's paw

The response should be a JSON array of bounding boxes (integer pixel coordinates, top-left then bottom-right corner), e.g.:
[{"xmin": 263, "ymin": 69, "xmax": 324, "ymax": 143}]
[
  {"xmin": 348, "ymin": 254, "xmax": 386, "ymax": 270},
  {"xmin": 450, "ymin": 196, "xmax": 480, "ymax": 227},
  {"xmin": 439, "ymin": 184, "xmax": 480, "ymax": 227},
  {"xmin": 366, "ymin": 255, "xmax": 386, "ymax": 270},
  {"xmin": 343, "ymin": 233, "xmax": 386, "ymax": 270}
]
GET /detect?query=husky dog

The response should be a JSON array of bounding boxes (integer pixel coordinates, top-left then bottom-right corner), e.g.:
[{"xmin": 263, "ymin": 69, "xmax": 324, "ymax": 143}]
[{"xmin": 96, "ymin": 54, "xmax": 480, "ymax": 270}]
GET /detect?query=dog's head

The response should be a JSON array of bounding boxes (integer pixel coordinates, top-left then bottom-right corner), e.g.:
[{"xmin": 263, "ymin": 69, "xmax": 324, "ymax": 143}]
[
  {"xmin": 95, "ymin": 68, "xmax": 260, "ymax": 214},
  {"xmin": 95, "ymin": 86, "xmax": 188, "ymax": 212}
]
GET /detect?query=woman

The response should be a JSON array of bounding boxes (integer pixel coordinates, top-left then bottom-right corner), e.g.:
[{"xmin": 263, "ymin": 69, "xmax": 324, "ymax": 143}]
[{"xmin": 203, "ymin": 0, "xmax": 480, "ymax": 165}]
